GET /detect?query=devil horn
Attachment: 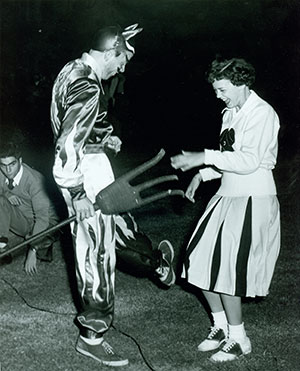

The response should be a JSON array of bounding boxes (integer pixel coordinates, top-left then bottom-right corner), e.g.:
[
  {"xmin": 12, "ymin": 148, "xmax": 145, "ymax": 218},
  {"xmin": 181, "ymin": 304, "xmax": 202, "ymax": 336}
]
[
  {"xmin": 124, "ymin": 23, "xmax": 139, "ymax": 31},
  {"xmin": 122, "ymin": 24, "xmax": 143, "ymax": 40}
]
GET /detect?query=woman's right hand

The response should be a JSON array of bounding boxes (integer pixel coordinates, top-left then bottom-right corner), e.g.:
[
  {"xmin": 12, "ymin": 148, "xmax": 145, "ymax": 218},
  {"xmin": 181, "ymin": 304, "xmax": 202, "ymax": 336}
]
[{"xmin": 185, "ymin": 173, "xmax": 202, "ymax": 203}]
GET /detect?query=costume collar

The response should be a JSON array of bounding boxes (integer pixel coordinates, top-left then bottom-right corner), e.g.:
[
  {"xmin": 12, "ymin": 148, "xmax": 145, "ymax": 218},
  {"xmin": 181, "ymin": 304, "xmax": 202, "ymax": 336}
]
[{"xmin": 81, "ymin": 52, "xmax": 105, "ymax": 94}]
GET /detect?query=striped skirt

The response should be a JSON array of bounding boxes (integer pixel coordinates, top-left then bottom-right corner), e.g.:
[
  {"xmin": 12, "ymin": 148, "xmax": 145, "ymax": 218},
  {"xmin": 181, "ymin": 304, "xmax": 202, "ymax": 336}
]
[{"xmin": 183, "ymin": 195, "xmax": 280, "ymax": 297}]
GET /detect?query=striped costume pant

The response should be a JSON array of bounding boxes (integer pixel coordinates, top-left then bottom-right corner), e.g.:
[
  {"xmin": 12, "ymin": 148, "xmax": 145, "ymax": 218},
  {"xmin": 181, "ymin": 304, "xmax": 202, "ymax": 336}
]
[
  {"xmin": 61, "ymin": 154, "xmax": 116, "ymax": 338},
  {"xmin": 59, "ymin": 154, "xmax": 160, "ymax": 338}
]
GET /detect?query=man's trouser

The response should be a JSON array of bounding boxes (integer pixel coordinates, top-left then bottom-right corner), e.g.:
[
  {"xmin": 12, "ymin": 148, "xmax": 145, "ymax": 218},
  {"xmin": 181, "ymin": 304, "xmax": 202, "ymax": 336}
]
[
  {"xmin": 0, "ymin": 195, "xmax": 55, "ymax": 259},
  {"xmin": 0, "ymin": 195, "xmax": 33, "ymax": 239}
]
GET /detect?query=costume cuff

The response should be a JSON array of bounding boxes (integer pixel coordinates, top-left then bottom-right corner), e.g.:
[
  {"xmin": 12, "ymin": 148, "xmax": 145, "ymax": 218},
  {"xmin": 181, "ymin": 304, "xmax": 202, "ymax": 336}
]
[{"xmin": 68, "ymin": 184, "xmax": 87, "ymax": 200}]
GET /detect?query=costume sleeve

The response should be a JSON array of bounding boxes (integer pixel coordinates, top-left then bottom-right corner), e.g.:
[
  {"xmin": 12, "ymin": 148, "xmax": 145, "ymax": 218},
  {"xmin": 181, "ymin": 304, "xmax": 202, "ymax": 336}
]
[
  {"xmin": 204, "ymin": 105, "xmax": 279, "ymax": 174},
  {"xmin": 53, "ymin": 78, "xmax": 102, "ymax": 197}
]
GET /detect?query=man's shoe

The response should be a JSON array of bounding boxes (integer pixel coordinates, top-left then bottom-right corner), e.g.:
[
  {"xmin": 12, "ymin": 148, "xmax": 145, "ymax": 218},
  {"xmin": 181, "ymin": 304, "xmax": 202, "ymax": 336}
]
[
  {"xmin": 198, "ymin": 326, "xmax": 227, "ymax": 352},
  {"xmin": 76, "ymin": 337, "xmax": 129, "ymax": 367},
  {"xmin": 156, "ymin": 240, "xmax": 175, "ymax": 286},
  {"xmin": 0, "ymin": 236, "xmax": 8, "ymax": 249},
  {"xmin": 209, "ymin": 337, "xmax": 252, "ymax": 363}
]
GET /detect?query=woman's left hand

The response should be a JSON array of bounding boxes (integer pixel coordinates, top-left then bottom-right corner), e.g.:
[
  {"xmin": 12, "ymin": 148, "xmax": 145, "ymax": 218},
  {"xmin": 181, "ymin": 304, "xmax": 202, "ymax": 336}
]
[
  {"xmin": 170, "ymin": 151, "xmax": 205, "ymax": 171},
  {"xmin": 185, "ymin": 173, "xmax": 202, "ymax": 203}
]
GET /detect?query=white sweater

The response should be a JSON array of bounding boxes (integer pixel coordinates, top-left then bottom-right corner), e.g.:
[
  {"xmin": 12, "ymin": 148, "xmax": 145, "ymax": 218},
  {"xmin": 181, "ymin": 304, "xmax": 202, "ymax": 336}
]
[{"xmin": 200, "ymin": 90, "xmax": 280, "ymax": 196}]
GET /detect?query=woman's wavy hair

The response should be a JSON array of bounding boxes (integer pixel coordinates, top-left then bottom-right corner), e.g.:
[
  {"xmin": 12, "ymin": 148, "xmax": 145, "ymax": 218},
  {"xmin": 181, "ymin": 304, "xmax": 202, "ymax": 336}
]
[{"xmin": 206, "ymin": 57, "xmax": 255, "ymax": 87}]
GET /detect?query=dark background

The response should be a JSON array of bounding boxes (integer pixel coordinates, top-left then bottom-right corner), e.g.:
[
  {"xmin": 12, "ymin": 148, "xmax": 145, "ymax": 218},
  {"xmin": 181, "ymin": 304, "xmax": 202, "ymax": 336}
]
[{"xmin": 0, "ymin": 0, "xmax": 299, "ymax": 159}]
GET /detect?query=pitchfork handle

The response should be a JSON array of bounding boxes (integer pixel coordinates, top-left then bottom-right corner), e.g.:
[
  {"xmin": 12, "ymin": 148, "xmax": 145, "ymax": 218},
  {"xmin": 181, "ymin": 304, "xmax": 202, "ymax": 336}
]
[{"xmin": 0, "ymin": 204, "xmax": 101, "ymax": 259}]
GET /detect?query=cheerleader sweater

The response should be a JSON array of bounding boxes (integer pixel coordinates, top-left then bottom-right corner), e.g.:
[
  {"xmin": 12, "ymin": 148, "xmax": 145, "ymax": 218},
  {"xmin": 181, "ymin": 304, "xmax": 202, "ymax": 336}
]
[{"xmin": 200, "ymin": 90, "xmax": 280, "ymax": 196}]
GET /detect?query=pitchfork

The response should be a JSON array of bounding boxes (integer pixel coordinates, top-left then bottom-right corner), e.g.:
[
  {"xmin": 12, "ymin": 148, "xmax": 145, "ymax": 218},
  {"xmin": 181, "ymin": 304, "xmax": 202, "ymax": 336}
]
[{"xmin": 0, "ymin": 149, "xmax": 184, "ymax": 259}]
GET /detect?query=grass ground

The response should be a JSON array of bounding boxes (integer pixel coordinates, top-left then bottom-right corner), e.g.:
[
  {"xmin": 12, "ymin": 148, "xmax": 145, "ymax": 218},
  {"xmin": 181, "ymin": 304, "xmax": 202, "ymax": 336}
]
[{"xmin": 0, "ymin": 150, "xmax": 299, "ymax": 371}]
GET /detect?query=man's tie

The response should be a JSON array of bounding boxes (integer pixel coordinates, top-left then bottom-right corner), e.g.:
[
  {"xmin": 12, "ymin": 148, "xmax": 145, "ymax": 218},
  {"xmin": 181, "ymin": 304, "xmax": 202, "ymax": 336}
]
[{"xmin": 7, "ymin": 178, "xmax": 14, "ymax": 190}]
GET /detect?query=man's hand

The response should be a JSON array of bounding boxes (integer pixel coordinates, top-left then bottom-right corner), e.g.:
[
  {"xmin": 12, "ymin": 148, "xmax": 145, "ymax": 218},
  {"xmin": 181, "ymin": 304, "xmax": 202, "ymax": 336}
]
[
  {"xmin": 185, "ymin": 173, "xmax": 202, "ymax": 203},
  {"xmin": 24, "ymin": 248, "xmax": 37, "ymax": 275},
  {"xmin": 170, "ymin": 151, "xmax": 205, "ymax": 172},
  {"xmin": 105, "ymin": 136, "xmax": 122, "ymax": 154},
  {"xmin": 73, "ymin": 197, "xmax": 95, "ymax": 222},
  {"xmin": 8, "ymin": 195, "xmax": 22, "ymax": 206}
]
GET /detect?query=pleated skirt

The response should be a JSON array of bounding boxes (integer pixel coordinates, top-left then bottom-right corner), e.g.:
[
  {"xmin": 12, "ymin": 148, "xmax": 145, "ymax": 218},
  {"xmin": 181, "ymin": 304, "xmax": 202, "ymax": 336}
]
[{"xmin": 183, "ymin": 195, "xmax": 280, "ymax": 297}]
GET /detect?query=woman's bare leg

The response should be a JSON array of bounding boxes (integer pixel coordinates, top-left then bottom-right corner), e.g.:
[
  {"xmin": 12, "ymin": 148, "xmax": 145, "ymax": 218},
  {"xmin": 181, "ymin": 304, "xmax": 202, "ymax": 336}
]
[
  {"xmin": 220, "ymin": 294, "xmax": 242, "ymax": 325},
  {"xmin": 202, "ymin": 290, "xmax": 223, "ymax": 312}
]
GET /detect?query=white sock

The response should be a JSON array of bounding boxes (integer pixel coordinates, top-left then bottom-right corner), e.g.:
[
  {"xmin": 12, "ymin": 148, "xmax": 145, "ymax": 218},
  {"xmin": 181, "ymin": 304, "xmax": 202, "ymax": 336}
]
[
  {"xmin": 212, "ymin": 311, "xmax": 228, "ymax": 335},
  {"xmin": 80, "ymin": 335, "xmax": 103, "ymax": 345},
  {"xmin": 228, "ymin": 323, "xmax": 247, "ymax": 342}
]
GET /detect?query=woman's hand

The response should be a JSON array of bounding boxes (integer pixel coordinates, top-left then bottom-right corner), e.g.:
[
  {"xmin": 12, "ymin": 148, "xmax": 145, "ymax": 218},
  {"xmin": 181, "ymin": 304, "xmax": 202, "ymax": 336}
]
[
  {"xmin": 73, "ymin": 197, "xmax": 95, "ymax": 222},
  {"xmin": 24, "ymin": 248, "xmax": 37, "ymax": 275},
  {"xmin": 185, "ymin": 173, "xmax": 202, "ymax": 203},
  {"xmin": 170, "ymin": 151, "xmax": 205, "ymax": 172}
]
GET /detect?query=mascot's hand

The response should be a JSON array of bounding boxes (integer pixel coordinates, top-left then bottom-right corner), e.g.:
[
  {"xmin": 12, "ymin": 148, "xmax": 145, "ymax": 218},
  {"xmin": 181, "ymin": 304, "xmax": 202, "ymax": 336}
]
[
  {"xmin": 105, "ymin": 136, "xmax": 122, "ymax": 154},
  {"xmin": 73, "ymin": 197, "xmax": 95, "ymax": 222}
]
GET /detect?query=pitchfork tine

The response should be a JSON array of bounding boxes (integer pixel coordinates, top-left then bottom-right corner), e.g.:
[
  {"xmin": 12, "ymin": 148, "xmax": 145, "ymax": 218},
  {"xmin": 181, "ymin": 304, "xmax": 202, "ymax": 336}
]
[
  {"xmin": 135, "ymin": 175, "xmax": 179, "ymax": 193},
  {"xmin": 119, "ymin": 148, "xmax": 165, "ymax": 182},
  {"xmin": 137, "ymin": 189, "xmax": 185, "ymax": 207}
]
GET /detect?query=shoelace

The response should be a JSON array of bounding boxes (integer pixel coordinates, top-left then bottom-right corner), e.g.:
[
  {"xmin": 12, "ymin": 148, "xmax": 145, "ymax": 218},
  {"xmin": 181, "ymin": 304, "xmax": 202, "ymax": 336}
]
[
  {"xmin": 207, "ymin": 326, "xmax": 221, "ymax": 339},
  {"xmin": 222, "ymin": 339, "xmax": 237, "ymax": 353},
  {"xmin": 157, "ymin": 265, "xmax": 169, "ymax": 277},
  {"xmin": 102, "ymin": 341, "xmax": 115, "ymax": 355}
]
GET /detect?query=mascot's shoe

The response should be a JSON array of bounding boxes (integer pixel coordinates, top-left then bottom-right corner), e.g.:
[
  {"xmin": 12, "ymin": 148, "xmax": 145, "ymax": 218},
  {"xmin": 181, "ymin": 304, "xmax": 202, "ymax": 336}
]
[
  {"xmin": 209, "ymin": 337, "xmax": 252, "ymax": 363},
  {"xmin": 198, "ymin": 326, "xmax": 227, "ymax": 352},
  {"xmin": 76, "ymin": 337, "xmax": 129, "ymax": 367},
  {"xmin": 156, "ymin": 240, "xmax": 175, "ymax": 286}
]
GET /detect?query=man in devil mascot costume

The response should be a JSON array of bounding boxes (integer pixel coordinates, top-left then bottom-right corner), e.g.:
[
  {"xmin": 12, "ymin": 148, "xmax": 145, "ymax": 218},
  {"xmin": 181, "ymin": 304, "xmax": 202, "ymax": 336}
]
[{"xmin": 50, "ymin": 24, "xmax": 175, "ymax": 367}]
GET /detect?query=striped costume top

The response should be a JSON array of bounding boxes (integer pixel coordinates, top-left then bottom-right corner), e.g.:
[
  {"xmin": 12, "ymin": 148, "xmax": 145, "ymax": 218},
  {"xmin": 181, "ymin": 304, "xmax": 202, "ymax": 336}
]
[{"xmin": 50, "ymin": 53, "xmax": 113, "ymax": 199}]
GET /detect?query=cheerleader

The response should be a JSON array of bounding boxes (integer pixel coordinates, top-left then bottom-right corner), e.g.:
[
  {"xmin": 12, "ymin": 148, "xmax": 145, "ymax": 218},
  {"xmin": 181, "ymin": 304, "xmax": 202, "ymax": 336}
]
[{"xmin": 171, "ymin": 57, "xmax": 280, "ymax": 363}]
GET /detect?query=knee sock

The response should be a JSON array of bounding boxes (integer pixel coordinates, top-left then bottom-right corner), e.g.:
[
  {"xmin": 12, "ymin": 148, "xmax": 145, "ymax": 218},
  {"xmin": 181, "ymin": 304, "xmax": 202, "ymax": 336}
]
[
  {"xmin": 228, "ymin": 323, "xmax": 247, "ymax": 342},
  {"xmin": 212, "ymin": 311, "xmax": 228, "ymax": 336}
]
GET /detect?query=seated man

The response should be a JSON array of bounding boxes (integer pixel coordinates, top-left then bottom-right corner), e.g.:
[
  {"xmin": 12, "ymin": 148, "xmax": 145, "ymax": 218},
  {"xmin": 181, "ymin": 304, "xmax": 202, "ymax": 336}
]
[{"xmin": 0, "ymin": 140, "xmax": 59, "ymax": 274}]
